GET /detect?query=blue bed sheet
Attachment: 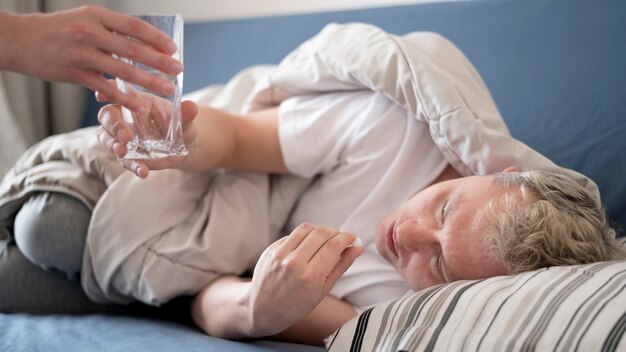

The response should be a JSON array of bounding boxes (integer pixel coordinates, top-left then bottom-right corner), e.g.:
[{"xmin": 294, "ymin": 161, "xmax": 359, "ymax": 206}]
[{"xmin": 0, "ymin": 313, "xmax": 324, "ymax": 352}]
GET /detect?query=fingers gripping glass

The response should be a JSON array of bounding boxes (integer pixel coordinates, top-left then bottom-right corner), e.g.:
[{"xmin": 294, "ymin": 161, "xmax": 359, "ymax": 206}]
[{"xmin": 113, "ymin": 14, "xmax": 187, "ymax": 160}]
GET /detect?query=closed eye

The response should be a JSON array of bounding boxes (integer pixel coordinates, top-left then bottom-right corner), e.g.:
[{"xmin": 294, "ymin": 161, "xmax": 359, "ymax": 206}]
[
  {"xmin": 436, "ymin": 254, "xmax": 443, "ymax": 279},
  {"xmin": 435, "ymin": 252, "xmax": 450, "ymax": 283},
  {"xmin": 439, "ymin": 199, "xmax": 449, "ymax": 226}
]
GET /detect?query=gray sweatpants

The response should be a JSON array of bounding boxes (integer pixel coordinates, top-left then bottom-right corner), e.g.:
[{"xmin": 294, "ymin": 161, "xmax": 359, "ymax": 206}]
[
  {"xmin": 0, "ymin": 192, "xmax": 118, "ymax": 313},
  {"xmin": 14, "ymin": 192, "xmax": 89, "ymax": 280},
  {"xmin": 0, "ymin": 192, "xmax": 191, "ymax": 320}
]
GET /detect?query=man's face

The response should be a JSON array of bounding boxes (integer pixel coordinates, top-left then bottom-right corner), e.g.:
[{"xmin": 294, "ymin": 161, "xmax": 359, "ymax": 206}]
[{"xmin": 375, "ymin": 174, "xmax": 517, "ymax": 291}]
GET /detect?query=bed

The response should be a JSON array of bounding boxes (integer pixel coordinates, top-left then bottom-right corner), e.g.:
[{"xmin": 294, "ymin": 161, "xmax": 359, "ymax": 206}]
[{"xmin": 2, "ymin": 0, "xmax": 625, "ymax": 350}]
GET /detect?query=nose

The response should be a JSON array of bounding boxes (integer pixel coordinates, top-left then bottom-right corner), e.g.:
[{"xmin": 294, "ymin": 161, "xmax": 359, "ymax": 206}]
[{"xmin": 395, "ymin": 219, "xmax": 437, "ymax": 253}]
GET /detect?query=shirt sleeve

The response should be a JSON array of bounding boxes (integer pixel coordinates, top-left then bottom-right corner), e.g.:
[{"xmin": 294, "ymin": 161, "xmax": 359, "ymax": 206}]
[{"xmin": 278, "ymin": 91, "xmax": 371, "ymax": 177}]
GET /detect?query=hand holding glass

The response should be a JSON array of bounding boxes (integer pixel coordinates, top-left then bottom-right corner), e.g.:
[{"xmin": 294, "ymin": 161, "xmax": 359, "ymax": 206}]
[{"xmin": 114, "ymin": 14, "xmax": 187, "ymax": 160}]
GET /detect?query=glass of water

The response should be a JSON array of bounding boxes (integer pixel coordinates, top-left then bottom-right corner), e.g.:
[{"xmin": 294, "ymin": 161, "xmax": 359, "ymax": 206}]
[{"xmin": 114, "ymin": 14, "xmax": 187, "ymax": 160}]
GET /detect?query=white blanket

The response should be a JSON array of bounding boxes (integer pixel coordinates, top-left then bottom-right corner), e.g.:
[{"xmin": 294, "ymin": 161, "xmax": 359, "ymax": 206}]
[{"xmin": 0, "ymin": 23, "xmax": 599, "ymax": 306}]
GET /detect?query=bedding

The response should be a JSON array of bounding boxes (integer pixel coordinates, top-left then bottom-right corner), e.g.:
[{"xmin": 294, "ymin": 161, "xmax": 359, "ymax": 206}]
[
  {"xmin": 326, "ymin": 257, "xmax": 626, "ymax": 352},
  {"xmin": 0, "ymin": 313, "xmax": 324, "ymax": 352},
  {"xmin": 0, "ymin": 23, "xmax": 599, "ymax": 309}
]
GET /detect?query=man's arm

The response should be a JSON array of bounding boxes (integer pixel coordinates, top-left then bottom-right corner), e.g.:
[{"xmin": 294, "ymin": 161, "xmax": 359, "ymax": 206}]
[
  {"xmin": 190, "ymin": 223, "xmax": 363, "ymax": 345},
  {"xmin": 271, "ymin": 293, "xmax": 358, "ymax": 345},
  {"xmin": 191, "ymin": 277, "xmax": 357, "ymax": 346},
  {"xmin": 178, "ymin": 106, "xmax": 288, "ymax": 174},
  {"xmin": 98, "ymin": 103, "xmax": 287, "ymax": 178}
]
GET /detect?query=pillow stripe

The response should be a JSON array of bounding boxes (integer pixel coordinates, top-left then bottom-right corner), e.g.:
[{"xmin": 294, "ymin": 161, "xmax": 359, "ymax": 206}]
[
  {"xmin": 456, "ymin": 277, "xmax": 517, "ymax": 349},
  {"xmin": 555, "ymin": 262, "xmax": 619, "ymax": 349},
  {"xmin": 499, "ymin": 269, "xmax": 575, "ymax": 351},
  {"xmin": 602, "ymin": 312, "xmax": 626, "ymax": 352},
  {"xmin": 377, "ymin": 285, "xmax": 442, "ymax": 349},
  {"xmin": 521, "ymin": 263, "xmax": 609, "ymax": 350},
  {"xmin": 453, "ymin": 276, "xmax": 521, "ymax": 349},
  {"xmin": 560, "ymin": 268, "xmax": 626, "ymax": 351},
  {"xmin": 423, "ymin": 281, "xmax": 483, "ymax": 352},
  {"xmin": 402, "ymin": 284, "xmax": 458, "ymax": 348},
  {"xmin": 573, "ymin": 271, "xmax": 626, "ymax": 351},
  {"xmin": 325, "ymin": 325, "xmax": 342, "ymax": 350},
  {"xmin": 350, "ymin": 307, "xmax": 373, "ymax": 352},
  {"xmin": 389, "ymin": 285, "xmax": 448, "ymax": 351},
  {"xmin": 396, "ymin": 282, "xmax": 467, "ymax": 350},
  {"xmin": 372, "ymin": 292, "xmax": 412, "ymax": 348},
  {"xmin": 474, "ymin": 271, "xmax": 545, "ymax": 351}
]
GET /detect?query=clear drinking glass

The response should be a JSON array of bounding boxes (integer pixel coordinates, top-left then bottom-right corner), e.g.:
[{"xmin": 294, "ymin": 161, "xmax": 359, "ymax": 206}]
[{"xmin": 114, "ymin": 14, "xmax": 187, "ymax": 160}]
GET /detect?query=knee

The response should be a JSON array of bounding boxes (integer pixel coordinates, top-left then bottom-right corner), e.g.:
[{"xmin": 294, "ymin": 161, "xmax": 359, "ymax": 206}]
[{"xmin": 13, "ymin": 192, "xmax": 91, "ymax": 274}]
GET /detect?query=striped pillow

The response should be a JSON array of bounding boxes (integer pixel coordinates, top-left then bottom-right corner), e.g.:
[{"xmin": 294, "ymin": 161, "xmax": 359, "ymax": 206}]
[{"xmin": 326, "ymin": 260, "xmax": 626, "ymax": 351}]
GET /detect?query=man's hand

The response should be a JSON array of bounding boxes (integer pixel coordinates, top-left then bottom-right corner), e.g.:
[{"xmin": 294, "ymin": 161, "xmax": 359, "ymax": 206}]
[
  {"xmin": 96, "ymin": 99, "xmax": 198, "ymax": 178},
  {"xmin": 244, "ymin": 223, "xmax": 363, "ymax": 337},
  {"xmin": 190, "ymin": 223, "xmax": 363, "ymax": 343}
]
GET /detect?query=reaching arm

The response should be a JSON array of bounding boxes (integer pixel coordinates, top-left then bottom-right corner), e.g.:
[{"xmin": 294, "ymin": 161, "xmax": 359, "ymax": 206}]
[
  {"xmin": 97, "ymin": 102, "xmax": 287, "ymax": 178},
  {"xmin": 190, "ymin": 223, "xmax": 363, "ymax": 345},
  {"xmin": 0, "ymin": 12, "xmax": 19, "ymax": 70},
  {"xmin": 178, "ymin": 106, "xmax": 287, "ymax": 174}
]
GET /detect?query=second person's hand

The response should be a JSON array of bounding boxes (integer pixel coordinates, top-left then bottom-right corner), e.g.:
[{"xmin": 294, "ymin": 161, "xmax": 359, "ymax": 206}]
[{"xmin": 4, "ymin": 6, "xmax": 183, "ymax": 113}]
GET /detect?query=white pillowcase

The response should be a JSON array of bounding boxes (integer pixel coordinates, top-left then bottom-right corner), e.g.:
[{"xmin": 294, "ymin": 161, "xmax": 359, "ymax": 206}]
[{"xmin": 326, "ymin": 259, "xmax": 626, "ymax": 351}]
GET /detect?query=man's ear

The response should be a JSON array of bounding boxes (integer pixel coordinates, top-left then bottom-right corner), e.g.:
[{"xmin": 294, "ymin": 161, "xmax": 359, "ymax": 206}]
[{"xmin": 502, "ymin": 166, "xmax": 519, "ymax": 173}]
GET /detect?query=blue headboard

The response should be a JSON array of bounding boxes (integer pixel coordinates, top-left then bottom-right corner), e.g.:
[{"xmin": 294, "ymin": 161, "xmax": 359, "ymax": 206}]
[{"xmin": 84, "ymin": 0, "xmax": 626, "ymax": 234}]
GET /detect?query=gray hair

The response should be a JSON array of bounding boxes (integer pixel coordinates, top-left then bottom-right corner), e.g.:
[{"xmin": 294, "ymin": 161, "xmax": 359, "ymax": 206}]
[{"xmin": 485, "ymin": 170, "xmax": 626, "ymax": 273}]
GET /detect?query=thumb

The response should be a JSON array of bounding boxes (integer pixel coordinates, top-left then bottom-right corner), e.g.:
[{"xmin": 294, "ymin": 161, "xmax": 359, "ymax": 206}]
[
  {"xmin": 181, "ymin": 100, "xmax": 198, "ymax": 126},
  {"xmin": 323, "ymin": 246, "xmax": 364, "ymax": 293}
]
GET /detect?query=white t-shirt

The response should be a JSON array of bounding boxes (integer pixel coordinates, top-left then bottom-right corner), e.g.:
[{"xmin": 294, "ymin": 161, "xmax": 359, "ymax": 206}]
[{"xmin": 278, "ymin": 91, "xmax": 448, "ymax": 310}]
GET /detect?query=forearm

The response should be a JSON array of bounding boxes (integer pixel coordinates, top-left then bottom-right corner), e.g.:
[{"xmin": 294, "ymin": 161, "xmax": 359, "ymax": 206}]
[
  {"xmin": 0, "ymin": 11, "xmax": 47, "ymax": 74},
  {"xmin": 271, "ymin": 294, "xmax": 358, "ymax": 345},
  {"xmin": 0, "ymin": 11, "xmax": 23, "ymax": 71},
  {"xmin": 177, "ymin": 107, "xmax": 237, "ymax": 173},
  {"xmin": 191, "ymin": 276, "xmax": 256, "ymax": 340},
  {"xmin": 191, "ymin": 275, "xmax": 357, "ymax": 345},
  {"xmin": 178, "ymin": 106, "xmax": 288, "ymax": 174}
]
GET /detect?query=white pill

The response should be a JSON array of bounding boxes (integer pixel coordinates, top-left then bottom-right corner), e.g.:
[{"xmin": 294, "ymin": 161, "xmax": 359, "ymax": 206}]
[{"xmin": 350, "ymin": 236, "xmax": 363, "ymax": 248}]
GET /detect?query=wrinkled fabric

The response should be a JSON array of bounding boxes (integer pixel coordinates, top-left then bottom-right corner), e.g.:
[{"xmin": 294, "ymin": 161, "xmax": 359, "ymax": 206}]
[
  {"xmin": 264, "ymin": 23, "xmax": 599, "ymax": 198},
  {"xmin": 0, "ymin": 23, "xmax": 600, "ymax": 306}
]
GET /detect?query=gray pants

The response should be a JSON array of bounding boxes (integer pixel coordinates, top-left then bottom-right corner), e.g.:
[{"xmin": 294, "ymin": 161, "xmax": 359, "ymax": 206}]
[
  {"xmin": 0, "ymin": 192, "xmax": 118, "ymax": 313},
  {"xmin": 15, "ymin": 192, "xmax": 89, "ymax": 280},
  {"xmin": 0, "ymin": 192, "xmax": 192, "ymax": 321}
]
